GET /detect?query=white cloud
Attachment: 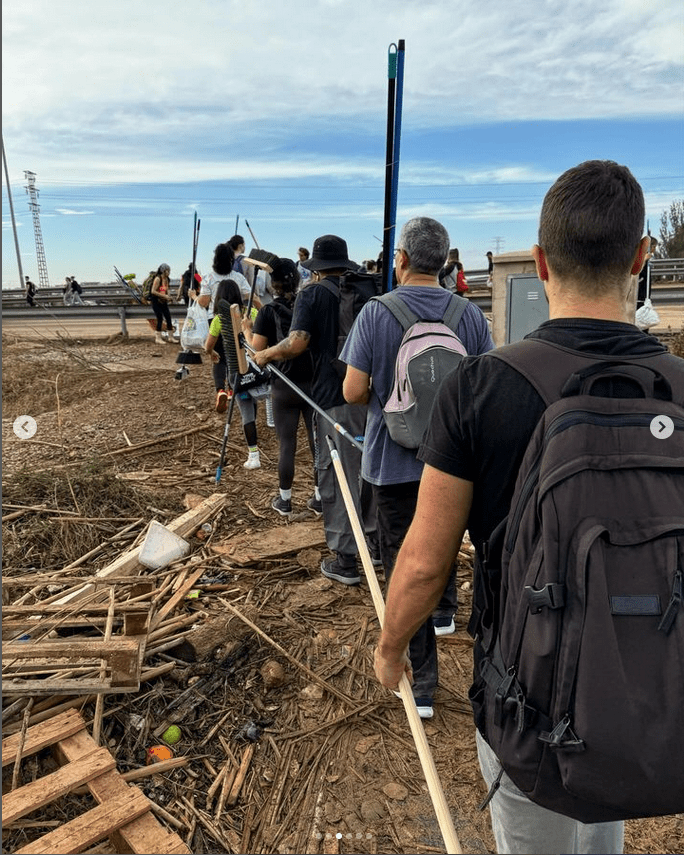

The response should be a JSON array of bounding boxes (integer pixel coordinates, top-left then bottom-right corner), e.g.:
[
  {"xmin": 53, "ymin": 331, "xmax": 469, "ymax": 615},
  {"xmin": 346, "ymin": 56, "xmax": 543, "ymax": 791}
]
[
  {"xmin": 55, "ymin": 208, "xmax": 94, "ymax": 216},
  {"xmin": 2, "ymin": 0, "xmax": 682, "ymax": 188}
]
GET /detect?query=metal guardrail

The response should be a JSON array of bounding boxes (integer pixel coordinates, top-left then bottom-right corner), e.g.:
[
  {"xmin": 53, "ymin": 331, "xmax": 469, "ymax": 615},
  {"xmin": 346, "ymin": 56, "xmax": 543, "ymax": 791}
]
[{"xmin": 2, "ymin": 261, "xmax": 682, "ymax": 329}]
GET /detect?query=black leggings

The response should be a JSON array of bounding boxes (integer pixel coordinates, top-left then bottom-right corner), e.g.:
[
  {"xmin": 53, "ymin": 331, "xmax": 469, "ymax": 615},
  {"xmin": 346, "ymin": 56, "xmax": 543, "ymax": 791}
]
[
  {"xmin": 212, "ymin": 333, "xmax": 258, "ymax": 448},
  {"xmin": 272, "ymin": 376, "xmax": 316, "ymax": 490},
  {"xmin": 151, "ymin": 295, "xmax": 173, "ymax": 331}
]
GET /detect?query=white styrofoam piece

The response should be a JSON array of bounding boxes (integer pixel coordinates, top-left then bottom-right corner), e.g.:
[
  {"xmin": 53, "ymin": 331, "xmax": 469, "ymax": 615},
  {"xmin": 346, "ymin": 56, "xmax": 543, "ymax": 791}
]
[{"xmin": 139, "ymin": 519, "xmax": 191, "ymax": 570}]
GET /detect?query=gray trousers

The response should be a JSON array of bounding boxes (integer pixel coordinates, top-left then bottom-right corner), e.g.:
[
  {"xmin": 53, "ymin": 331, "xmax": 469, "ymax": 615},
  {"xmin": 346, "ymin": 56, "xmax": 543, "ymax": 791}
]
[
  {"xmin": 314, "ymin": 404, "xmax": 375, "ymax": 559},
  {"xmin": 476, "ymin": 731, "xmax": 624, "ymax": 854}
]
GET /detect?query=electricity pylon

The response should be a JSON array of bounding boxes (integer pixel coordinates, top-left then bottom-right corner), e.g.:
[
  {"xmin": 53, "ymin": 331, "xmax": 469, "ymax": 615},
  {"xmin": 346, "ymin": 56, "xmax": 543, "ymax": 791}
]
[{"xmin": 24, "ymin": 170, "xmax": 50, "ymax": 288}]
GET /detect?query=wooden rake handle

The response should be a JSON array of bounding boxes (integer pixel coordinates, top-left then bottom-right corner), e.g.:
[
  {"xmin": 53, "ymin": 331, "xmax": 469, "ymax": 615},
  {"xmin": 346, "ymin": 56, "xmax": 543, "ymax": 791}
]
[{"xmin": 324, "ymin": 436, "xmax": 462, "ymax": 854}]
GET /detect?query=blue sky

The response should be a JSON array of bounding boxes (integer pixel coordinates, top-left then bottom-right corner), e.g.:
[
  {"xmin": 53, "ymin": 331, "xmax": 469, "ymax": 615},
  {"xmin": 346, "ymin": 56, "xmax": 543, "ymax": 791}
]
[{"xmin": 2, "ymin": 0, "xmax": 683, "ymax": 288}]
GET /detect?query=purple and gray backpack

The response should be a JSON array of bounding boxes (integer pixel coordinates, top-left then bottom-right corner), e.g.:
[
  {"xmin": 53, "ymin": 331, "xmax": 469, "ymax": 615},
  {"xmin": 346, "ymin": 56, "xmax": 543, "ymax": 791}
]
[{"xmin": 372, "ymin": 290, "xmax": 468, "ymax": 449}]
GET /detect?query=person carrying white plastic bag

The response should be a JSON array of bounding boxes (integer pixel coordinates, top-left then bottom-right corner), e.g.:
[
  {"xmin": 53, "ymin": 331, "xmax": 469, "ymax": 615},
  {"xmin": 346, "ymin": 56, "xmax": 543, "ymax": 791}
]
[{"xmin": 180, "ymin": 299, "xmax": 209, "ymax": 349}]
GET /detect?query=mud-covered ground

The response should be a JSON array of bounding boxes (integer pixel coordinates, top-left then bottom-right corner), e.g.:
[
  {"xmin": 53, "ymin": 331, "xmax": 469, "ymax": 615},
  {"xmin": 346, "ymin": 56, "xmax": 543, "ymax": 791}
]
[{"xmin": 2, "ymin": 330, "xmax": 682, "ymax": 854}]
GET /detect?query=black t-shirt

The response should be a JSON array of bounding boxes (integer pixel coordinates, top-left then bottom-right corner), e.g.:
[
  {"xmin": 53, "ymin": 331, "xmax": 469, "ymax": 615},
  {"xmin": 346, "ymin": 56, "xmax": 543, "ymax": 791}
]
[
  {"xmin": 418, "ymin": 319, "xmax": 671, "ymax": 555},
  {"xmin": 290, "ymin": 277, "xmax": 344, "ymax": 409},
  {"xmin": 253, "ymin": 297, "xmax": 313, "ymax": 385}
]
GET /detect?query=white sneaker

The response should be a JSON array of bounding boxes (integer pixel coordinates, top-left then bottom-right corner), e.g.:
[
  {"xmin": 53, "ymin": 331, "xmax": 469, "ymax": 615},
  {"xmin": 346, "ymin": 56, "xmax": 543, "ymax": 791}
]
[
  {"xmin": 243, "ymin": 451, "xmax": 261, "ymax": 470},
  {"xmin": 433, "ymin": 616, "xmax": 456, "ymax": 636}
]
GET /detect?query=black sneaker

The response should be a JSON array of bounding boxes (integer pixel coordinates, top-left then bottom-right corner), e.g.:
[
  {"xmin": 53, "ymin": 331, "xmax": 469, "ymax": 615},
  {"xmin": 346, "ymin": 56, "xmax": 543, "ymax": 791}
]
[
  {"xmin": 271, "ymin": 495, "xmax": 292, "ymax": 516},
  {"xmin": 321, "ymin": 556, "xmax": 360, "ymax": 586},
  {"xmin": 307, "ymin": 495, "xmax": 323, "ymax": 516},
  {"xmin": 367, "ymin": 542, "xmax": 383, "ymax": 567}
]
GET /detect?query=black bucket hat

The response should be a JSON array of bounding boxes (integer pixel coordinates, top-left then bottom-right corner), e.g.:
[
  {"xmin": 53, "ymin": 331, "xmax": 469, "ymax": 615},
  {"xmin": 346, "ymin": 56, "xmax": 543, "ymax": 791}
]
[{"xmin": 300, "ymin": 235, "xmax": 357, "ymax": 271}]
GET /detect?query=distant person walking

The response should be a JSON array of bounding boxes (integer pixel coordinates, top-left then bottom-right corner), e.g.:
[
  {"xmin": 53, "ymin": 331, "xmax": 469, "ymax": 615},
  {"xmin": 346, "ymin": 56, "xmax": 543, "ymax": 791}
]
[
  {"xmin": 297, "ymin": 247, "xmax": 313, "ymax": 286},
  {"xmin": 150, "ymin": 263, "xmax": 176, "ymax": 344},
  {"xmin": 63, "ymin": 277, "xmax": 72, "ymax": 306},
  {"xmin": 228, "ymin": 235, "xmax": 253, "ymax": 287},
  {"xmin": 486, "ymin": 251, "xmax": 494, "ymax": 287},
  {"xmin": 439, "ymin": 249, "xmax": 468, "ymax": 294},
  {"xmin": 177, "ymin": 263, "xmax": 202, "ymax": 307},
  {"xmin": 243, "ymin": 258, "xmax": 319, "ymax": 515},
  {"xmin": 69, "ymin": 276, "xmax": 85, "ymax": 306},
  {"xmin": 24, "ymin": 276, "xmax": 36, "ymax": 307}
]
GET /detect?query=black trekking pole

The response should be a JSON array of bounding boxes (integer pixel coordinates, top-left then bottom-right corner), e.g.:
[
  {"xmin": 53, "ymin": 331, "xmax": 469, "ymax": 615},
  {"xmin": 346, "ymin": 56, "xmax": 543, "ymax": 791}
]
[
  {"xmin": 190, "ymin": 212, "xmax": 200, "ymax": 285},
  {"xmin": 241, "ymin": 339, "xmax": 363, "ymax": 453},
  {"xmin": 245, "ymin": 219, "xmax": 260, "ymax": 249}
]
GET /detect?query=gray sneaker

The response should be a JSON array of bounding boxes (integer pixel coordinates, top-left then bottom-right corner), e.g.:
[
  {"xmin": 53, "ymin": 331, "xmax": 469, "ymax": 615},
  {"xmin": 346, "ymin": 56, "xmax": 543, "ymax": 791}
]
[
  {"xmin": 321, "ymin": 556, "xmax": 360, "ymax": 586},
  {"xmin": 271, "ymin": 495, "xmax": 292, "ymax": 516}
]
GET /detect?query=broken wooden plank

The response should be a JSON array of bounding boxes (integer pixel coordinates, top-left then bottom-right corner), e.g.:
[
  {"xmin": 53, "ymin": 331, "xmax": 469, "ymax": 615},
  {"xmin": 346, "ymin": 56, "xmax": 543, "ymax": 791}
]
[
  {"xmin": 211, "ymin": 519, "xmax": 325, "ymax": 564},
  {"xmin": 2, "ymin": 747, "xmax": 115, "ymax": 824},
  {"xmin": 150, "ymin": 567, "xmax": 204, "ymax": 629},
  {"xmin": 14, "ymin": 788, "xmax": 151, "ymax": 854},
  {"xmin": 2, "ymin": 709, "xmax": 85, "ymax": 767},
  {"xmin": 55, "ymin": 728, "xmax": 190, "ymax": 855},
  {"xmin": 2, "ymin": 604, "xmax": 152, "ymax": 637},
  {"xmin": 2, "ymin": 639, "xmax": 142, "ymax": 696}
]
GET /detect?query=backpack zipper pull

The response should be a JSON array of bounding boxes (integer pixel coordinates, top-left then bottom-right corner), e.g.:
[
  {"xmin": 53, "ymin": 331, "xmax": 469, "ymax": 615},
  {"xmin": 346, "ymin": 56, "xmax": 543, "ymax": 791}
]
[
  {"xmin": 539, "ymin": 714, "xmax": 585, "ymax": 752},
  {"xmin": 658, "ymin": 569, "xmax": 682, "ymax": 635},
  {"xmin": 478, "ymin": 766, "xmax": 505, "ymax": 811}
]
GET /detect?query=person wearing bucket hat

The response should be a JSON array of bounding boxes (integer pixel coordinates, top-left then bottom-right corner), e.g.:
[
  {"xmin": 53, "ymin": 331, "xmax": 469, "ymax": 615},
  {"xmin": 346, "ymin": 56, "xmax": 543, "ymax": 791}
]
[
  {"xmin": 254, "ymin": 234, "xmax": 377, "ymax": 586},
  {"xmin": 299, "ymin": 235, "xmax": 358, "ymax": 273}
]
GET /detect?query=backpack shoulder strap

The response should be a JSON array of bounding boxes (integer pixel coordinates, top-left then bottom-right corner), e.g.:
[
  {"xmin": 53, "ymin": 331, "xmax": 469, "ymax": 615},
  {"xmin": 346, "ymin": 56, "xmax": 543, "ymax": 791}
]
[
  {"xmin": 269, "ymin": 300, "xmax": 292, "ymax": 343},
  {"xmin": 489, "ymin": 339, "xmax": 684, "ymax": 406},
  {"xmin": 371, "ymin": 291, "xmax": 419, "ymax": 332},
  {"xmin": 489, "ymin": 340, "xmax": 605, "ymax": 406},
  {"xmin": 442, "ymin": 293, "xmax": 469, "ymax": 334},
  {"xmin": 319, "ymin": 278, "xmax": 340, "ymax": 300}
]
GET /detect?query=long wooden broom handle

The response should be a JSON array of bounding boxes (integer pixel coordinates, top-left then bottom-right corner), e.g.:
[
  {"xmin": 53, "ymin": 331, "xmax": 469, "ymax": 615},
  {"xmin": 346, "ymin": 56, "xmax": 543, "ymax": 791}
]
[
  {"xmin": 230, "ymin": 304, "xmax": 248, "ymax": 375},
  {"xmin": 325, "ymin": 436, "xmax": 462, "ymax": 854}
]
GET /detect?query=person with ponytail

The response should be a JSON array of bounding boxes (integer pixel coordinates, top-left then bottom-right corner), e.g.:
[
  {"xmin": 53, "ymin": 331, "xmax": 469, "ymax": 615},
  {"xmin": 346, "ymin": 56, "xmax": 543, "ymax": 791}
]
[
  {"xmin": 242, "ymin": 258, "xmax": 319, "ymax": 515},
  {"xmin": 204, "ymin": 278, "xmax": 262, "ymax": 470}
]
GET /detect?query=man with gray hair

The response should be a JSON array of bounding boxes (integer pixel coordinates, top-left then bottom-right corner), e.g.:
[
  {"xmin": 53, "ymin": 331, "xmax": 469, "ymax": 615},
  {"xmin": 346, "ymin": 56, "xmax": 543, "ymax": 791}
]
[{"xmin": 341, "ymin": 216, "xmax": 494, "ymax": 718}]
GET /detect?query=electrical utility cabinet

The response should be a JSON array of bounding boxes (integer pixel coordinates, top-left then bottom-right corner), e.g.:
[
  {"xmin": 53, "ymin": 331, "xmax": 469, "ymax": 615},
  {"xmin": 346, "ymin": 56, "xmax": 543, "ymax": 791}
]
[{"xmin": 505, "ymin": 274, "xmax": 549, "ymax": 343}]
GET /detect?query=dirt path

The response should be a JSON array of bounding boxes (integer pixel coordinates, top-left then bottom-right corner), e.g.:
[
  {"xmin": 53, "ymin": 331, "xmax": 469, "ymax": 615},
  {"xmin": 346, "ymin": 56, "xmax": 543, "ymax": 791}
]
[{"xmin": 2, "ymin": 333, "xmax": 681, "ymax": 855}]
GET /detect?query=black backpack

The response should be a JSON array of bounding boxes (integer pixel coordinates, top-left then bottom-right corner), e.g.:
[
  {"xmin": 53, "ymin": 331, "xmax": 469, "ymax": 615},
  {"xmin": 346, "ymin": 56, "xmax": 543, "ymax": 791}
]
[
  {"xmin": 319, "ymin": 270, "xmax": 382, "ymax": 379},
  {"xmin": 470, "ymin": 339, "xmax": 684, "ymax": 823},
  {"xmin": 270, "ymin": 300, "xmax": 313, "ymax": 381}
]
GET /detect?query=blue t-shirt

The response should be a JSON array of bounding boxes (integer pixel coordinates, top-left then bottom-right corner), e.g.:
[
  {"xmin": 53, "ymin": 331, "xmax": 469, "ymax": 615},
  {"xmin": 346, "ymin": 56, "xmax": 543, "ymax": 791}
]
[{"xmin": 340, "ymin": 286, "xmax": 494, "ymax": 486}]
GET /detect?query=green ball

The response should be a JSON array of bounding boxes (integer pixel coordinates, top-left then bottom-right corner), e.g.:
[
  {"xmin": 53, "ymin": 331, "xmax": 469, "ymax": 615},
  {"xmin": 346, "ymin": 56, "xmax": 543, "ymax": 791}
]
[{"xmin": 162, "ymin": 725, "xmax": 181, "ymax": 745}]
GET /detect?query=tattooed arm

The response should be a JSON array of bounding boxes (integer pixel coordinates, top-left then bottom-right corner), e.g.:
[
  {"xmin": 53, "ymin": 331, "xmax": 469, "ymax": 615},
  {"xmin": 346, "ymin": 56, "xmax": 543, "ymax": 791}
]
[{"xmin": 252, "ymin": 329, "xmax": 310, "ymax": 368}]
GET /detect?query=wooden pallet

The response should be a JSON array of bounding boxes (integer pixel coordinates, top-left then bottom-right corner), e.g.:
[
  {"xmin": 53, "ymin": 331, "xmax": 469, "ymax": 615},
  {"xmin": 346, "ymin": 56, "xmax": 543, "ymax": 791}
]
[
  {"xmin": 2, "ymin": 598, "xmax": 152, "ymax": 697},
  {"xmin": 2, "ymin": 709, "xmax": 190, "ymax": 854}
]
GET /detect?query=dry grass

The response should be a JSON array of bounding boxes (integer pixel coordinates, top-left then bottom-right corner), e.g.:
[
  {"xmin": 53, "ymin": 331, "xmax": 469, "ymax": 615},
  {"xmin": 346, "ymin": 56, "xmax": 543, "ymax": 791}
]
[{"xmin": 1, "ymin": 461, "xmax": 171, "ymax": 572}]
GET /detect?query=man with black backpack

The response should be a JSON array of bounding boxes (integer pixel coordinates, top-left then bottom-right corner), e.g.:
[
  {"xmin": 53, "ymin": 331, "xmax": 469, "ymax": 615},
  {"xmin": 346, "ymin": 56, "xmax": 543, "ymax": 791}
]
[
  {"xmin": 341, "ymin": 216, "xmax": 494, "ymax": 719},
  {"xmin": 374, "ymin": 161, "xmax": 684, "ymax": 853},
  {"xmin": 253, "ymin": 234, "xmax": 378, "ymax": 585}
]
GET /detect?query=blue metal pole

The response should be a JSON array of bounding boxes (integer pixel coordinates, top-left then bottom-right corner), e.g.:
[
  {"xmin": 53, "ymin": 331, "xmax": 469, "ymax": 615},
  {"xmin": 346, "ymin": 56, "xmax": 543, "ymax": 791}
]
[
  {"xmin": 387, "ymin": 40, "xmax": 405, "ymax": 292},
  {"xmin": 382, "ymin": 44, "xmax": 398, "ymax": 294}
]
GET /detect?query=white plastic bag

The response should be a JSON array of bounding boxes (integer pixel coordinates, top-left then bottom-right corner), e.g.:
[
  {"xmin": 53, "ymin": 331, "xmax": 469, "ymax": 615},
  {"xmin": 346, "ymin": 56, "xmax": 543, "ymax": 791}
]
[
  {"xmin": 180, "ymin": 300, "xmax": 209, "ymax": 349},
  {"xmin": 635, "ymin": 298, "xmax": 660, "ymax": 330}
]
